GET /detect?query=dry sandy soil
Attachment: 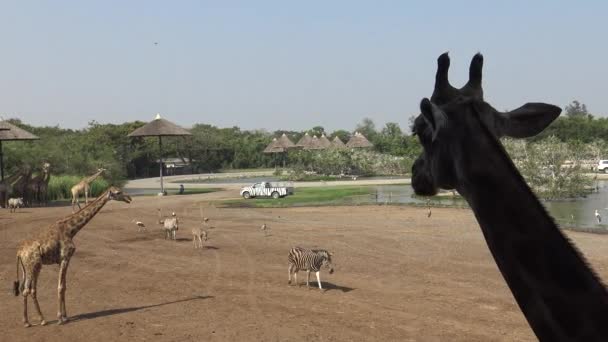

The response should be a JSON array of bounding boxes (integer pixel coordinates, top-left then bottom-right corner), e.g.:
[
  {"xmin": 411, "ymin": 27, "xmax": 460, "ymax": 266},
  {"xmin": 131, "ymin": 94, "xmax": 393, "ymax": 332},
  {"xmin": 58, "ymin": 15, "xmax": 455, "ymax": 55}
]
[{"xmin": 1, "ymin": 191, "xmax": 608, "ymax": 341}]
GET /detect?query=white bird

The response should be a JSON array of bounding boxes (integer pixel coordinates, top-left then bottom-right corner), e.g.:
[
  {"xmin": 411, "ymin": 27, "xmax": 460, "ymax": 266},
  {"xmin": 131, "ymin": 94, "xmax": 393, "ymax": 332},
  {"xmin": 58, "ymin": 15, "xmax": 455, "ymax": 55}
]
[
  {"xmin": 131, "ymin": 219, "xmax": 147, "ymax": 232},
  {"xmin": 595, "ymin": 210, "xmax": 601, "ymax": 224},
  {"xmin": 260, "ymin": 223, "xmax": 270, "ymax": 236}
]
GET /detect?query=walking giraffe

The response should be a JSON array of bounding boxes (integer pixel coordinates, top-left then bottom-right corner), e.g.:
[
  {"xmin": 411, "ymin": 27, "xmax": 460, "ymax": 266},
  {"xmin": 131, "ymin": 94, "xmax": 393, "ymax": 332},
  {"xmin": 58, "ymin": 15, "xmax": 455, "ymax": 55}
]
[
  {"xmin": 70, "ymin": 168, "xmax": 105, "ymax": 212},
  {"xmin": 13, "ymin": 187, "xmax": 131, "ymax": 327},
  {"xmin": 411, "ymin": 53, "xmax": 608, "ymax": 340}
]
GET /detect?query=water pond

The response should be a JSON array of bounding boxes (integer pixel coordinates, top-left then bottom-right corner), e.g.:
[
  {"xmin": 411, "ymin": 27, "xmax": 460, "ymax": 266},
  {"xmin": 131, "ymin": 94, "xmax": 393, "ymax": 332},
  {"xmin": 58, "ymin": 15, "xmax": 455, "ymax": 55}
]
[{"xmin": 365, "ymin": 182, "xmax": 608, "ymax": 230}]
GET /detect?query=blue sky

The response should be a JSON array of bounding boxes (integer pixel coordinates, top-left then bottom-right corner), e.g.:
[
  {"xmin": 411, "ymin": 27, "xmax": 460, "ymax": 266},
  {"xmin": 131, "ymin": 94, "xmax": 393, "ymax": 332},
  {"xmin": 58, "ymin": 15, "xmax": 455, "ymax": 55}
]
[{"xmin": 1, "ymin": 1, "xmax": 607, "ymax": 132}]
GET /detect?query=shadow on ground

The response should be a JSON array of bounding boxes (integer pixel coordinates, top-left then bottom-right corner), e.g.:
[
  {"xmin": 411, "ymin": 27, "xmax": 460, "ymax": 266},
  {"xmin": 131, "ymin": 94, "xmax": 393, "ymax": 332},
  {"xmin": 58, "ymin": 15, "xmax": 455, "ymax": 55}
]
[
  {"xmin": 321, "ymin": 282, "xmax": 355, "ymax": 293},
  {"xmin": 51, "ymin": 295, "xmax": 213, "ymax": 324}
]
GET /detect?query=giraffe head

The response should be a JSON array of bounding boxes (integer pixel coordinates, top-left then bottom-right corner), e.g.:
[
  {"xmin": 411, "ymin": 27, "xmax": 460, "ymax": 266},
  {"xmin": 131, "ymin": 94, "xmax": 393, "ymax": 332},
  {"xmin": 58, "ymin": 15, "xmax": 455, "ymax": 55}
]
[
  {"xmin": 411, "ymin": 53, "xmax": 561, "ymax": 196},
  {"xmin": 107, "ymin": 187, "xmax": 132, "ymax": 204}
]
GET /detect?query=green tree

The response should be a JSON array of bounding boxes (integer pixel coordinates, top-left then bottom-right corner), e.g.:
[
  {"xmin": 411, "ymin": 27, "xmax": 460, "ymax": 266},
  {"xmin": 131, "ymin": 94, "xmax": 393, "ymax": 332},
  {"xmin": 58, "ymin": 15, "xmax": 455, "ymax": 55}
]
[{"xmin": 564, "ymin": 100, "xmax": 591, "ymax": 119}]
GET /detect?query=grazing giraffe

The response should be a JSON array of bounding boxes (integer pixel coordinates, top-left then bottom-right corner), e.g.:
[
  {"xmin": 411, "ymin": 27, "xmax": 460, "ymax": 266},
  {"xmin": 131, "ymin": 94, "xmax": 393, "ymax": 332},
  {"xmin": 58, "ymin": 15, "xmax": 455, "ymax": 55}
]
[
  {"xmin": 13, "ymin": 187, "xmax": 131, "ymax": 327},
  {"xmin": 29, "ymin": 162, "xmax": 51, "ymax": 206},
  {"xmin": 70, "ymin": 168, "xmax": 105, "ymax": 212},
  {"xmin": 411, "ymin": 53, "xmax": 608, "ymax": 340}
]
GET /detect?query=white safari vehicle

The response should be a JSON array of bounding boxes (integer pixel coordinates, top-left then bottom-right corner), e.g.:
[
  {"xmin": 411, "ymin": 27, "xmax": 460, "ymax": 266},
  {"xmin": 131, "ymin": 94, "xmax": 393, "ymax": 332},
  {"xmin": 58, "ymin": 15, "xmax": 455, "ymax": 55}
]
[
  {"xmin": 598, "ymin": 160, "xmax": 608, "ymax": 173},
  {"xmin": 240, "ymin": 181, "xmax": 294, "ymax": 199}
]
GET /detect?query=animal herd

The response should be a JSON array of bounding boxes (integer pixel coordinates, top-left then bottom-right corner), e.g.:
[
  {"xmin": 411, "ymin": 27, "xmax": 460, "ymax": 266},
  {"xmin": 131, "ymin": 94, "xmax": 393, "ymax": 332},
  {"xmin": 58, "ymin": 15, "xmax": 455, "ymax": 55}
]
[
  {"xmin": 0, "ymin": 162, "xmax": 51, "ymax": 208},
  {"xmin": 12, "ymin": 186, "xmax": 334, "ymax": 329},
  {"xmin": 7, "ymin": 53, "xmax": 608, "ymax": 341},
  {"xmin": 1, "ymin": 165, "xmax": 107, "ymax": 212}
]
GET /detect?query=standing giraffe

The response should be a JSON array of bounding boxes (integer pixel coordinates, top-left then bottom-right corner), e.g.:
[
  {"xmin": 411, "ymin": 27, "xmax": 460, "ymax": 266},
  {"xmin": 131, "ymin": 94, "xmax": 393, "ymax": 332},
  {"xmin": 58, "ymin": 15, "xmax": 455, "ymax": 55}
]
[
  {"xmin": 29, "ymin": 162, "xmax": 51, "ymax": 206},
  {"xmin": 411, "ymin": 53, "xmax": 608, "ymax": 340},
  {"xmin": 70, "ymin": 168, "xmax": 105, "ymax": 212},
  {"xmin": 13, "ymin": 186, "xmax": 131, "ymax": 327}
]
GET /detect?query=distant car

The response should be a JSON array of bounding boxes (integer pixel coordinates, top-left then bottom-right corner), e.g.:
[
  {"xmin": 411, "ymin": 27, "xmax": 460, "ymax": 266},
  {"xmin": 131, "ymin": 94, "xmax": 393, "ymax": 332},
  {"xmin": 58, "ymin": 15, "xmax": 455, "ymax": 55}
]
[
  {"xmin": 240, "ymin": 181, "xmax": 294, "ymax": 199},
  {"xmin": 598, "ymin": 160, "xmax": 608, "ymax": 173}
]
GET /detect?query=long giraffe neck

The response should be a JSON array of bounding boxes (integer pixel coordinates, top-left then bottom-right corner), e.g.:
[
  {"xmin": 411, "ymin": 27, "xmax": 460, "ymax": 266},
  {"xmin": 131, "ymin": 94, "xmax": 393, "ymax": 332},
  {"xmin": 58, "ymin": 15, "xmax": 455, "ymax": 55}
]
[
  {"xmin": 85, "ymin": 170, "xmax": 103, "ymax": 185},
  {"xmin": 65, "ymin": 189, "xmax": 111, "ymax": 238},
  {"xmin": 457, "ymin": 131, "xmax": 608, "ymax": 340}
]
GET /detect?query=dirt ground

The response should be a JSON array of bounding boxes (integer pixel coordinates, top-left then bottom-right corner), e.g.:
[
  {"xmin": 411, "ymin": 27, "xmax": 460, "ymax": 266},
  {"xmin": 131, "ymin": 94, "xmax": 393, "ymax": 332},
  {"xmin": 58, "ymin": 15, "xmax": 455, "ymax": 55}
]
[{"xmin": 1, "ymin": 191, "xmax": 608, "ymax": 341}]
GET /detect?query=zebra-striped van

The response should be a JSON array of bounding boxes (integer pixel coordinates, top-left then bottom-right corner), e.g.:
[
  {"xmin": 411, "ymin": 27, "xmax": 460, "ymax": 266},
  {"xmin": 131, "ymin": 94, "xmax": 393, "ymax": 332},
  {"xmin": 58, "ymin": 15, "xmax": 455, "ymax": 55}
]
[{"xmin": 240, "ymin": 182, "xmax": 294, "ymax": 199}]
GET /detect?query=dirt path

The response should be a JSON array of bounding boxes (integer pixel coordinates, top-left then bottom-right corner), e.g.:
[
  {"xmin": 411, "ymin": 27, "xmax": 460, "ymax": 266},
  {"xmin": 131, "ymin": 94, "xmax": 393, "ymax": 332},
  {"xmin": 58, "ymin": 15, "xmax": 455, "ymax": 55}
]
[{"xmin": 1, "ymin": 193, "xmax": 607, "ymax": 341}]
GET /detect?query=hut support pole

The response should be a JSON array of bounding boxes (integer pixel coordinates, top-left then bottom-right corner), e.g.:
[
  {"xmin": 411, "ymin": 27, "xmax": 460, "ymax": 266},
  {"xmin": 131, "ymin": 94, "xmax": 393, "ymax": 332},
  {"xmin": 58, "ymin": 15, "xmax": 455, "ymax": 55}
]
[
  {"xmin": 159, "ymin": 136, "xmax": 164, "ymax": 194},
  {"xmin": 0, "ymin": 140, "xmax": 3, "ymax": 181}
]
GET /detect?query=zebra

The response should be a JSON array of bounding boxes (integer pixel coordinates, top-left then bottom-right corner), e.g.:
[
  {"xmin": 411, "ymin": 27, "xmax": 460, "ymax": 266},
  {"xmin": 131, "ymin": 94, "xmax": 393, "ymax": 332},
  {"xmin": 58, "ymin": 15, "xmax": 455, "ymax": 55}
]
[{"xmin": 288, "ymin": 246, "xmax": 334, "ymax": 290}]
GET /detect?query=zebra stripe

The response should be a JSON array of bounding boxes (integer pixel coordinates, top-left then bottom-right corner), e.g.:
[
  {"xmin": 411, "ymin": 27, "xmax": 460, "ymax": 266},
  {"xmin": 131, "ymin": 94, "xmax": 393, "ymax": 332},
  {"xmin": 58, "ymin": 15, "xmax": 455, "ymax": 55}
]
[{"xmin": 288, "ymin": 246, "xmax": 334, "ymax": 290}]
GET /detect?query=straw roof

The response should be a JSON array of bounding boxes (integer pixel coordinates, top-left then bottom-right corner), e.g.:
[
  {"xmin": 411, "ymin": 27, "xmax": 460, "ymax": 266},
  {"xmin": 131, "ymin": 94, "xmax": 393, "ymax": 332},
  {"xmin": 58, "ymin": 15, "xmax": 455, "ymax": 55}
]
[
  {"xmin": 317, "ymin": 134, "xmax": 332, "ymax": 149},
  {"xmin": 306, "ymin": 135, "xmax": 325, "ymax": 150},
  {"xmin": 263, "ymin": 138, "xmax": 286, "ymax": 153},
  {"xmin": 276, "ymin": 133, "xmax": 295, "ymax": 149},
  {"xmin": 295, "ymin": 132, "xmax": 313, "ymax": 149},
  {"xmin": 0, "ymin": 121, "xmax": 39, "ymax": 141},
  {"xmin": 127, "ymin": 114, "xmax": 192, "ymax": 137},
  {"xmin": 346, "ymin": 132, "xmax": 373, "ymax": 148},
  {"xmin": 331, "ymin": 136, "xmax": 346, "ymax": 149}
]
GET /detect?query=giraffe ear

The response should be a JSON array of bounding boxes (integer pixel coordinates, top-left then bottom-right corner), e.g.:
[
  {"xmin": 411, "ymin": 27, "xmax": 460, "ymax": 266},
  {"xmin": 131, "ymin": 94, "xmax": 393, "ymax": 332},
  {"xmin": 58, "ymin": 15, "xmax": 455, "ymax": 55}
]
[
  {"xmin": 420, "ymin": 98, "xmax": 447, "ymax": 141},
  {"xmin": 497, "ymin": 103, "xmax": 561, "ymax": 138}
]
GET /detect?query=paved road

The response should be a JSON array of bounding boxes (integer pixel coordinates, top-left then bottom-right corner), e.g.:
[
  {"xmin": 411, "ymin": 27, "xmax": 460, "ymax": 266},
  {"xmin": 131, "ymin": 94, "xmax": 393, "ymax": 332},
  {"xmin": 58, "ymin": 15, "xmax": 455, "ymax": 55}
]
[{"xmin": 125, "ymin": 172, "xmax": 411, "ymax": 191}]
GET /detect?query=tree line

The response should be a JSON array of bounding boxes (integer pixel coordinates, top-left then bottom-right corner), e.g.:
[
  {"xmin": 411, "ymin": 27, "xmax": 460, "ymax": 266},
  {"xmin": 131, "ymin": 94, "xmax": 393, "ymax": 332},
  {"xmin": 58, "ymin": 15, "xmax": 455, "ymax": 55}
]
[
  {"xmin": 2, "ymin": 118, "xmax": 421, "ymax": 181},
  {"xmin": 3, "ymin": 100, "xmax": 606, "ymax": 199}
]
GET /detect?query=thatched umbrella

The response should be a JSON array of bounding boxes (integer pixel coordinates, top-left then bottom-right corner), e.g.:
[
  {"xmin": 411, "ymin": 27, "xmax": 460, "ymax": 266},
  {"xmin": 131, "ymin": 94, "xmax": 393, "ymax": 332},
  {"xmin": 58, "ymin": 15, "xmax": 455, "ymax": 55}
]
[
  {"xmin": 331, "ymin": 136, "xmax": 347, "ymax": 149},
  {"xmin": 0, "ymin": 121, "xmax": 39, "ymax": 181},
  {"xmin": 346, "ymin": 132, "xmax": 373, "ymax": 148},
  {"xmin": 318, "ymin": 134, "xmax": 332, "ymax": 149},
  {"xmin": 128, "ymin": 114, "xmax": 192, "ymax": 194},
  {"xmin": 295, "ymin": 132, "xmax": 313, "ymax": 149}
]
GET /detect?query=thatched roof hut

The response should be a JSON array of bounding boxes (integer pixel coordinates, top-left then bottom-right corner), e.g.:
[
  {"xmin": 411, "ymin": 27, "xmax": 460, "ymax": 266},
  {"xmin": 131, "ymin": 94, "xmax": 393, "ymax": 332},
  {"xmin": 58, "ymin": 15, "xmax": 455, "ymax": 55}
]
[
  {"xmin": 127, "ymin": 114, "xmax": 192, "ymax": 137},
  {"xmin": 263, "ymin": 138, "xmax": 286, "ymax": 153},
  {"xmin": 0, "ymin": 121, "xmax": 40, "ymax": 181},
  {"xmin": 346, "ymin": 132, "xmax": 373, "ymax": 148},
  {"xmin": 331, "ymin": 136, "xmax": 346, "ymax": 149},
  {"xmin": 296, "ymin": 132, "xmax": 313, "ymax": 149},
  {"xmin": 277, "ymin": 133, "xmax": 295, "ymax": 149},
  {"xmin": 0, "ymin": 121, "xmax": 39, "ymax": 141},
  {"xmin": 318, "ymin": 134, "xmax": 332, "ymax": 149},
  {"xmin": 307, "ymin": 135, "xmax": 325, "ymax": 150}
]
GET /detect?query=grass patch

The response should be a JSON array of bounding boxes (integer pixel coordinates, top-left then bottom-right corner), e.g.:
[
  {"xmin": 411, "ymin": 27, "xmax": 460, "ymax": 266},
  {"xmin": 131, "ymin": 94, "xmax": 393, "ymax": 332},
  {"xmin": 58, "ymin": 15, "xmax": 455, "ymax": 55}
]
[
  {"xmin": 125, "ymin": 188, "xmax": 221, "ymax": 197},
  {"xmin": 221, "ymin": 186, "xmax": 373, "ymax": 208},
  {"xmin": 48, "ymin": 176, "xmax": 111, "ymax": 201}
]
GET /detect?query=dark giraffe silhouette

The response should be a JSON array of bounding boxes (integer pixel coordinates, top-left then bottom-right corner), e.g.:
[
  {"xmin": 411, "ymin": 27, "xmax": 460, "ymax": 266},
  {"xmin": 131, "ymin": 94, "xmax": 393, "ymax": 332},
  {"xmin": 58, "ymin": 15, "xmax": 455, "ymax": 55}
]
[{"xmin": 411, "ymin": 53, "xmax": 608, "ymax": 341}]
